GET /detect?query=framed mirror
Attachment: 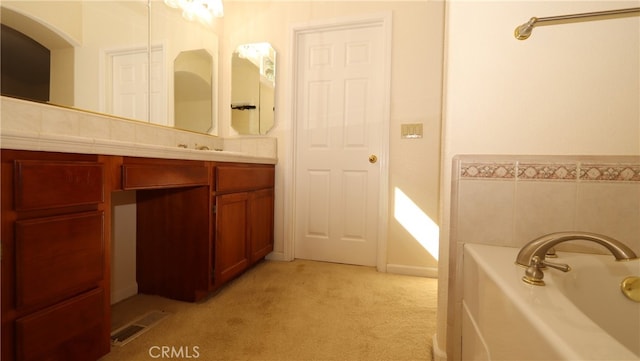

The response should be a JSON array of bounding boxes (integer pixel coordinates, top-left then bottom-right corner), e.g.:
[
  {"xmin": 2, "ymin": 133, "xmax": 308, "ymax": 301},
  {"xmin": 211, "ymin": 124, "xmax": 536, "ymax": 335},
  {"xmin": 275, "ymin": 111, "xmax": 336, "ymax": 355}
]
[
  {"xmin": 0, "ymin": 0, "xmax": 219, "ymax": 135},
  {"xmin": 231, "ymin": 42, "xmax": 275, "ymax": 135}
]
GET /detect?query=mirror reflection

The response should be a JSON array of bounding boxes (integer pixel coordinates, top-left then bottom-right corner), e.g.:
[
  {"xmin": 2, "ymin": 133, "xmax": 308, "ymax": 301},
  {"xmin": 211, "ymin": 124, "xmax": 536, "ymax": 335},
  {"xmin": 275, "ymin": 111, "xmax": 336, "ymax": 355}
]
[
  {"xmin": 231, "ymin": 42, "xmax": 275, "ymax": 135},
  {"xmin": 174, "ymin": 49, "xmax": 213, "ymax": 134},
  {"xmin": 0, "ymin": 0, "xmax": 219, "ymax": 135}
]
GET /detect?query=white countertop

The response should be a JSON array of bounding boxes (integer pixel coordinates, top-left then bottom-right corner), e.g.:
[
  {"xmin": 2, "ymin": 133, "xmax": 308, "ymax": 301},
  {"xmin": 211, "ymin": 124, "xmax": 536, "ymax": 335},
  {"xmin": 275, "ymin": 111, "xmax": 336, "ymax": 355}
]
[{"xmin": 0, "ymin": 97, "xmax": 277, "ymax": 165}]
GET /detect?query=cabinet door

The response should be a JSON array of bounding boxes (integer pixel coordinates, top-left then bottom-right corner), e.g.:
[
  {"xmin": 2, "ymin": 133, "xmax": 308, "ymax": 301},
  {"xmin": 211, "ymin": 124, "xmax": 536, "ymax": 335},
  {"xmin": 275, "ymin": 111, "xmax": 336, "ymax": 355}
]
[
  {"xmin": 249, "ymin": 188, "xmax": 274, "ymax": 264},
  {"xmin": 215, "ymin": 192, "xmax": 249, "ymax": 285}
]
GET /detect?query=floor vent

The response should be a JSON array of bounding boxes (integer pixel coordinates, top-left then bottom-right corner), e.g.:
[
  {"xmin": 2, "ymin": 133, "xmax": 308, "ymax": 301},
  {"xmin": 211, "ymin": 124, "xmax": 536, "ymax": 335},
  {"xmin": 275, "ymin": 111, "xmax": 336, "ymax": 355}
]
[{"xmin": 111, "ymin": 310, "xmax": 171, "ymax": 346}]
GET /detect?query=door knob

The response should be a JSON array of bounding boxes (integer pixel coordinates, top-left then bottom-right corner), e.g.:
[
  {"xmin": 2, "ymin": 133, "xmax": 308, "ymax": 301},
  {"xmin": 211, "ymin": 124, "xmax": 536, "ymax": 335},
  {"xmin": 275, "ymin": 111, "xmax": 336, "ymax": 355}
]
[{"xmin": 369, "ymin": 154, "xmax": 378, "ymax": 164}]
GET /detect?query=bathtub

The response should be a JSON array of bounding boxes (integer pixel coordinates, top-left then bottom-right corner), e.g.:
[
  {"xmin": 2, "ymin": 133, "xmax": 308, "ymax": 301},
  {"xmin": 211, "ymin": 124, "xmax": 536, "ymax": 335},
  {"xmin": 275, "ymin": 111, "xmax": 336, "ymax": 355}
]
[{"xmin": 462, "ymin": 243, "xmax": 640, "ymax": 361}]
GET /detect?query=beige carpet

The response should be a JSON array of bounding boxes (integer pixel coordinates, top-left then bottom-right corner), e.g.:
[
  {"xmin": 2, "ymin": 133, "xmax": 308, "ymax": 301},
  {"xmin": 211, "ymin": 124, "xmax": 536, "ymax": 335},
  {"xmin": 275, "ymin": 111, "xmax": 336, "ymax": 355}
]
[{"xmin": 101, "ymin": 259, "xmax": 438, "ymax": 361}]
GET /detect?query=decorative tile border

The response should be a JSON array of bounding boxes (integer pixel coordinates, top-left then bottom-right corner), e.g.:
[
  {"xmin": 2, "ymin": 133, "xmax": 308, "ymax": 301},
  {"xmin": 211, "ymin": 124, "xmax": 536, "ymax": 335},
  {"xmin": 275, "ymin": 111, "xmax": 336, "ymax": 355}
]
[
  {"xmin": 460, "ymin": 162, "xmax": 516, "ymax": 179},
  {"xmin": 580, "ymin": 164, "xmax": 640, "ymax": 182},
  {"xmin": 518, "ymin": 163, "xmax": 577, "ymax": 181},
  {"xmin": 460, "ymin": 159, "xmax": 640, "ymax": 183}
]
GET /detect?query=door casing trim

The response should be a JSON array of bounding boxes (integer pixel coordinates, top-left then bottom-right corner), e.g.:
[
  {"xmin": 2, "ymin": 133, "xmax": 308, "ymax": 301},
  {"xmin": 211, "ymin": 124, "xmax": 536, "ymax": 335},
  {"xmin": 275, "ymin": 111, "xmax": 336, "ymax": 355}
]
[{"xmin": 283, "ymin": 12, "xmax": 392, "ymax": 272}]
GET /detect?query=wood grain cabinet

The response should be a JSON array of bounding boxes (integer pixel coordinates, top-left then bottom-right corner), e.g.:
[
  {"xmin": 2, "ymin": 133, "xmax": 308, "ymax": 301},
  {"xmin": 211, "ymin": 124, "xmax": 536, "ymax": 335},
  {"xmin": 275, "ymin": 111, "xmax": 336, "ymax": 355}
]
[
  {"xmin": 1, "ymin": 151, "xmax": 275, "ymax": 359},
  {"xmin": 127, "ymin": 159, "xmax": 275, "ymax": 299},
  {"xmin": 214, "ymin": 164, "xmax": 275, "ymax": 287},
  {"xmin": 248, "ymin": 187, "xmax": 275, "ymax": 263},
  {"xmin": 1, "ymin": 150, "xmax": 110, "ymax": 361},
  {"xmin": 126, "ymin": 157, "xmax": 213, "ymax": 302}
]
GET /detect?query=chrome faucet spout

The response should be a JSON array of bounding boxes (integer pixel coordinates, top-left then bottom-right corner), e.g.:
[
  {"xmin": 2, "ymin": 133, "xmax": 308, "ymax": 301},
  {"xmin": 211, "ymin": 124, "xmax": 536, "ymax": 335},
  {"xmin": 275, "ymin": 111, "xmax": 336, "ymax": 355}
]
[{"xmin": 516, "ymin": 231, "xmax": 638, "ymax": 285}]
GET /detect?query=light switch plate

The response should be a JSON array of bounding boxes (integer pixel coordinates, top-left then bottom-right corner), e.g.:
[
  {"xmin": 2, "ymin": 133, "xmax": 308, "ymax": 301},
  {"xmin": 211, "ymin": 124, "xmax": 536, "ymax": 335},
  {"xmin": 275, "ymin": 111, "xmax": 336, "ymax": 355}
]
[{"xmin": 401, "ymin": 123, "xmax": 423, "ymax": 139}]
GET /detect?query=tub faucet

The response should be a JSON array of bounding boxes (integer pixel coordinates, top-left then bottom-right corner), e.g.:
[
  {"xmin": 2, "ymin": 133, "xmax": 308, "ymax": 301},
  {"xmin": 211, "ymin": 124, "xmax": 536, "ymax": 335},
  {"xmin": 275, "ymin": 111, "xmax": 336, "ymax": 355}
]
[{"xmin": 515, "ymin": 231, "xmax": 638, "ymax": 285}]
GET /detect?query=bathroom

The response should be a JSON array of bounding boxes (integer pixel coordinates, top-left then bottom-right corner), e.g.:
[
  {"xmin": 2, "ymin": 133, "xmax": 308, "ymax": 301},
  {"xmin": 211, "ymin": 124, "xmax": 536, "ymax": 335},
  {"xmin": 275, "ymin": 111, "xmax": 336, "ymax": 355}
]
[
  {"xmin": 1, "ymin": 0, "xmax": 639, "ymax": 360},
  {"xmin": 439, "ymin": 0, "xmax": 639, "ymax": 359}
]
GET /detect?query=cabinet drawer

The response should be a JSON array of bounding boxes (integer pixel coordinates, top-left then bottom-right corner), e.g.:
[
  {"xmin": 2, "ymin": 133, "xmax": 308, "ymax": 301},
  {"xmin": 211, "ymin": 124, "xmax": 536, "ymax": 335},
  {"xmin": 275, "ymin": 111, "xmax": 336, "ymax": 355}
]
[
  {"xmin": 14, "ymin": 160, "xmax": 103, "ymax": 211},
  {"xmin": 15, "ymin": 212, "xmax": 104, "ymax": 308},
  {"xmin": 216, "ymin": 165, "xmax": 274, "ymax": 193},
  {"xmin": 123, "ymin": 164, "xmax": 209, "ymax": 189},
  {"xmin": 16, "ymin": 288, "xmax": 107, "ymax": 361}
]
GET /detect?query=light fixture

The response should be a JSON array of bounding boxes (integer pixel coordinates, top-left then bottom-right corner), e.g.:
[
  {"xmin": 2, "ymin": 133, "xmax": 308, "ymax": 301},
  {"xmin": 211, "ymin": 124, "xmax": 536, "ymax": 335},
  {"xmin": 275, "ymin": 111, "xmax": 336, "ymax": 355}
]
[
  {"xmin": 237, "ymin": 43, "xmax": 276, "ymax": 82},
  {"xmin": 164, "ymin": 0, "xmax": 223, "ymax": 25}
]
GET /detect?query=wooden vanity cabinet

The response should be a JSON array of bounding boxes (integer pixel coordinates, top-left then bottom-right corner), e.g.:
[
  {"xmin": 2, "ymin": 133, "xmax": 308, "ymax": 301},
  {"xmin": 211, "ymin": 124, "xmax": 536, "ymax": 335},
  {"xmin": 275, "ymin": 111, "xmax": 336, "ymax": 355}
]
[
  {"xmin": 1, "ymin": 150, "xmax": 111, "ymax": 361},
  {"xmin": 126, "ymin": 159, "xmax": 275, "ymax": 297},
  {"xmin": 124, "ymin": 157, "xmax": 213, "ymax": 302},
  {"xmin": 0, "ymin": 150, "xmax": 275, "ymax": 359},
  {"xmin": 213, "ymin": 164, "xmax": 275, "ymax": 288}
]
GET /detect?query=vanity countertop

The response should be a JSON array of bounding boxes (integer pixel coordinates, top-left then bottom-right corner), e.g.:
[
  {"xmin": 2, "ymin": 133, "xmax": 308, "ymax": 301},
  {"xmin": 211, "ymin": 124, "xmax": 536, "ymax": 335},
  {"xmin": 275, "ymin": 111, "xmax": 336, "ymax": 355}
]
[{"xmin": 0, "ymin": 97, "xmax": 277, "ymax": 164}]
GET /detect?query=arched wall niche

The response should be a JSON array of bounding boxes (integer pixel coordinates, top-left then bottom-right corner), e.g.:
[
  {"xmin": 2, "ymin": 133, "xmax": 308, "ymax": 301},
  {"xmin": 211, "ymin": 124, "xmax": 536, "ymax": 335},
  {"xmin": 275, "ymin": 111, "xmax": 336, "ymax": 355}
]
[{"xmin": 1, "ymin": 5, "xmax": 76, "ymax": 104}]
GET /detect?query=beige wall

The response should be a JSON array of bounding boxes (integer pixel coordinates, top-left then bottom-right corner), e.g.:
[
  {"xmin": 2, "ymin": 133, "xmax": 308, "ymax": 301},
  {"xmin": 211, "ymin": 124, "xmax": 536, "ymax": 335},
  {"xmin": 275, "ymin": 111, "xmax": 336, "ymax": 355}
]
[
  {"xmin": 1, "ymin": 1, "xmax": 83, "ymax": 43},
  {"xmin": 438, "ymin": 0, "xmax": 640, "ymax": 358},
  {"xmin": 221, "ymin": 1, "xmax": 445, "ymax": 274}
]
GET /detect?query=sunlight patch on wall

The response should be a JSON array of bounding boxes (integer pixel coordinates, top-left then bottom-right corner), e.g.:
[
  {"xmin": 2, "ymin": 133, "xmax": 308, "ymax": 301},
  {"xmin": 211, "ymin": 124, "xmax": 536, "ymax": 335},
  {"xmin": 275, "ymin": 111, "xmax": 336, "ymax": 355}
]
[{"xmin": 394, "ymin": 187, "xmax": 439, "ymax": 260}]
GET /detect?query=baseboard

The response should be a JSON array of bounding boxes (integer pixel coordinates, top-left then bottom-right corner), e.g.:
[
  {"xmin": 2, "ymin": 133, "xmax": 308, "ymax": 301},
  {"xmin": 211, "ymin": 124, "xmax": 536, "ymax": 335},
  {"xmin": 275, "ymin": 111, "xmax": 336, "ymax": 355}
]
[
  {"xmin": 265, "ymin": 251, "xmax": 289, "ymax": 262},
  {"xmin": 432, "ymin": 333, "xmax": 447, "ymax": 361},
  {"xmin": 386, "ymin": 264, "xmax": 438, "ymax": 278},
  {"xmin": 111, "ymin": 283, "xmax": 138, "ymax": 305},
  {"xmin": 263, "ymin": 256, "xmax": 437, "ymax": 278}
]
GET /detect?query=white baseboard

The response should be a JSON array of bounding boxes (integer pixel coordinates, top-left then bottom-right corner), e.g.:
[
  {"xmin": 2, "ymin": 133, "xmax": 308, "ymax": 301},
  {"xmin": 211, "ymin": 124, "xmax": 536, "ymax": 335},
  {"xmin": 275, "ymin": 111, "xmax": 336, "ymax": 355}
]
[
  {"xmin": 111, "ymin": 283, "xmax": 138, "ymax": 305},
  {"xmin": 263, "ymin": 255, "xmax": 437, "ymax": 279},
  {"xmin": 386, "ymin": 264, "xmax": 438, "ymax": 278},
  {"xmin": 265, "ymin": 251, "xmax": 290, "ymax": 262},
  {"xmin": 432, "ymin": 333, "xmax": 447, "ymax": 361}
]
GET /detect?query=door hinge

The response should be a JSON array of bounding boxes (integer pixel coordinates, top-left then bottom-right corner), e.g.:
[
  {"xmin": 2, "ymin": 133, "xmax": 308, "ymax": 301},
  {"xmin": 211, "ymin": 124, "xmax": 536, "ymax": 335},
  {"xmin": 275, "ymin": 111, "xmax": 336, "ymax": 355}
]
[{"xmin": 212, "ymin": 204, "xmax": 217, "ymax": 214}]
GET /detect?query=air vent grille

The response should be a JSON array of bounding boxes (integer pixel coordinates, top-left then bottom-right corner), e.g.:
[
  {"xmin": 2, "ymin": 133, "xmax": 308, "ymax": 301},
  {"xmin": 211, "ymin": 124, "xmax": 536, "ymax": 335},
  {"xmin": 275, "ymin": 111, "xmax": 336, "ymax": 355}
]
[{"xmin": 110, "ymin": 310, "xmax": 170, "ymax": 346}]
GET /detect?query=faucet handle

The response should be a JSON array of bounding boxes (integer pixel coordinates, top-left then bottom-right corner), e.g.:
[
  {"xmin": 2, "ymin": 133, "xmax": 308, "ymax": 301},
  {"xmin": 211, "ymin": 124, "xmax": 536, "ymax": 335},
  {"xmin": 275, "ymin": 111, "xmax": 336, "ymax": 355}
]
[
  {"xmin": 540, "ymin": 259, "xmax": 571, "ymax": 272},
  {"xmin": 522, "ymin": 256, "xmax": 571, "ymax": 286},
  {"xmin": 523, "ymin": 256, "xmax": 546, "ymax": 285}
]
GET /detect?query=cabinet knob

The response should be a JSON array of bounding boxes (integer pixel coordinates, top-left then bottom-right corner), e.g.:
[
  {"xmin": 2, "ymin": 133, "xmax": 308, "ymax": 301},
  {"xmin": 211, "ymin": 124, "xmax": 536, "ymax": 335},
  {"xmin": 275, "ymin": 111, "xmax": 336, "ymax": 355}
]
[{"xmin": 369, "ymin": 154, "xmax": 378, "ymax": 164}]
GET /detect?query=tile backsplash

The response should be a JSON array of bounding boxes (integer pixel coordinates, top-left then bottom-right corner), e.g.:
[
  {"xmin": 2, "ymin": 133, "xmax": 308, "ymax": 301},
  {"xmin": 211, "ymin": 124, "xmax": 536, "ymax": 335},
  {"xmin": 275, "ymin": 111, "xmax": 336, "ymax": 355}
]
[
  {"xmin": 1, "ymin": 96, "xmax": 277, "ymax": 161},
  {"xmin": 451, "ymin": 155, "xmax": 640, "ymax": 254}
]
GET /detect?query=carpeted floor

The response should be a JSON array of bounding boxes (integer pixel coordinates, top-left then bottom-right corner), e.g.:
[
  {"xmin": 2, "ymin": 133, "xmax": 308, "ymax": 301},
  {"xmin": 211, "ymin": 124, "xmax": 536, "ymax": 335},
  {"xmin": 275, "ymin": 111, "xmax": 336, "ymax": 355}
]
[{"xmin": 101, "ymin": 259, "xmax": 438, "ymax": 361}]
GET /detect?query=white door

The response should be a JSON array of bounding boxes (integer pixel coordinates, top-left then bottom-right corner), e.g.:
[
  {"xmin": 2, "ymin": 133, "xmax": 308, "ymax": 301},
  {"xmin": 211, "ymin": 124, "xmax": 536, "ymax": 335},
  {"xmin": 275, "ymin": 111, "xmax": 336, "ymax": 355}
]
[
  {"xmin": 111, "ymin": 47, "xmax": 166, "ymax": 125},
  {"xmin": 294, "ymin": 19, "xmax": 389, "ymax": 267}
]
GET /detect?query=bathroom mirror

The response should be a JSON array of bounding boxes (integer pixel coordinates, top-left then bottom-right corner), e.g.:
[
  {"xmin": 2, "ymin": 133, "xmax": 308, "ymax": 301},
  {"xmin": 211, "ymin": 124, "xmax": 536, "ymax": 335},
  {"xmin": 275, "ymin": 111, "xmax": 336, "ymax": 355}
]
[
  {"xmin": 231, "ymin": 42, "xmax": 276, "ymax": 135},
  {"xmin": 174, "ymin": 49, "xmax": 214, "ymax": 134},
  {"xmin": 0, "ymin": 0, "xmax": 219, "ymax": 135}
]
